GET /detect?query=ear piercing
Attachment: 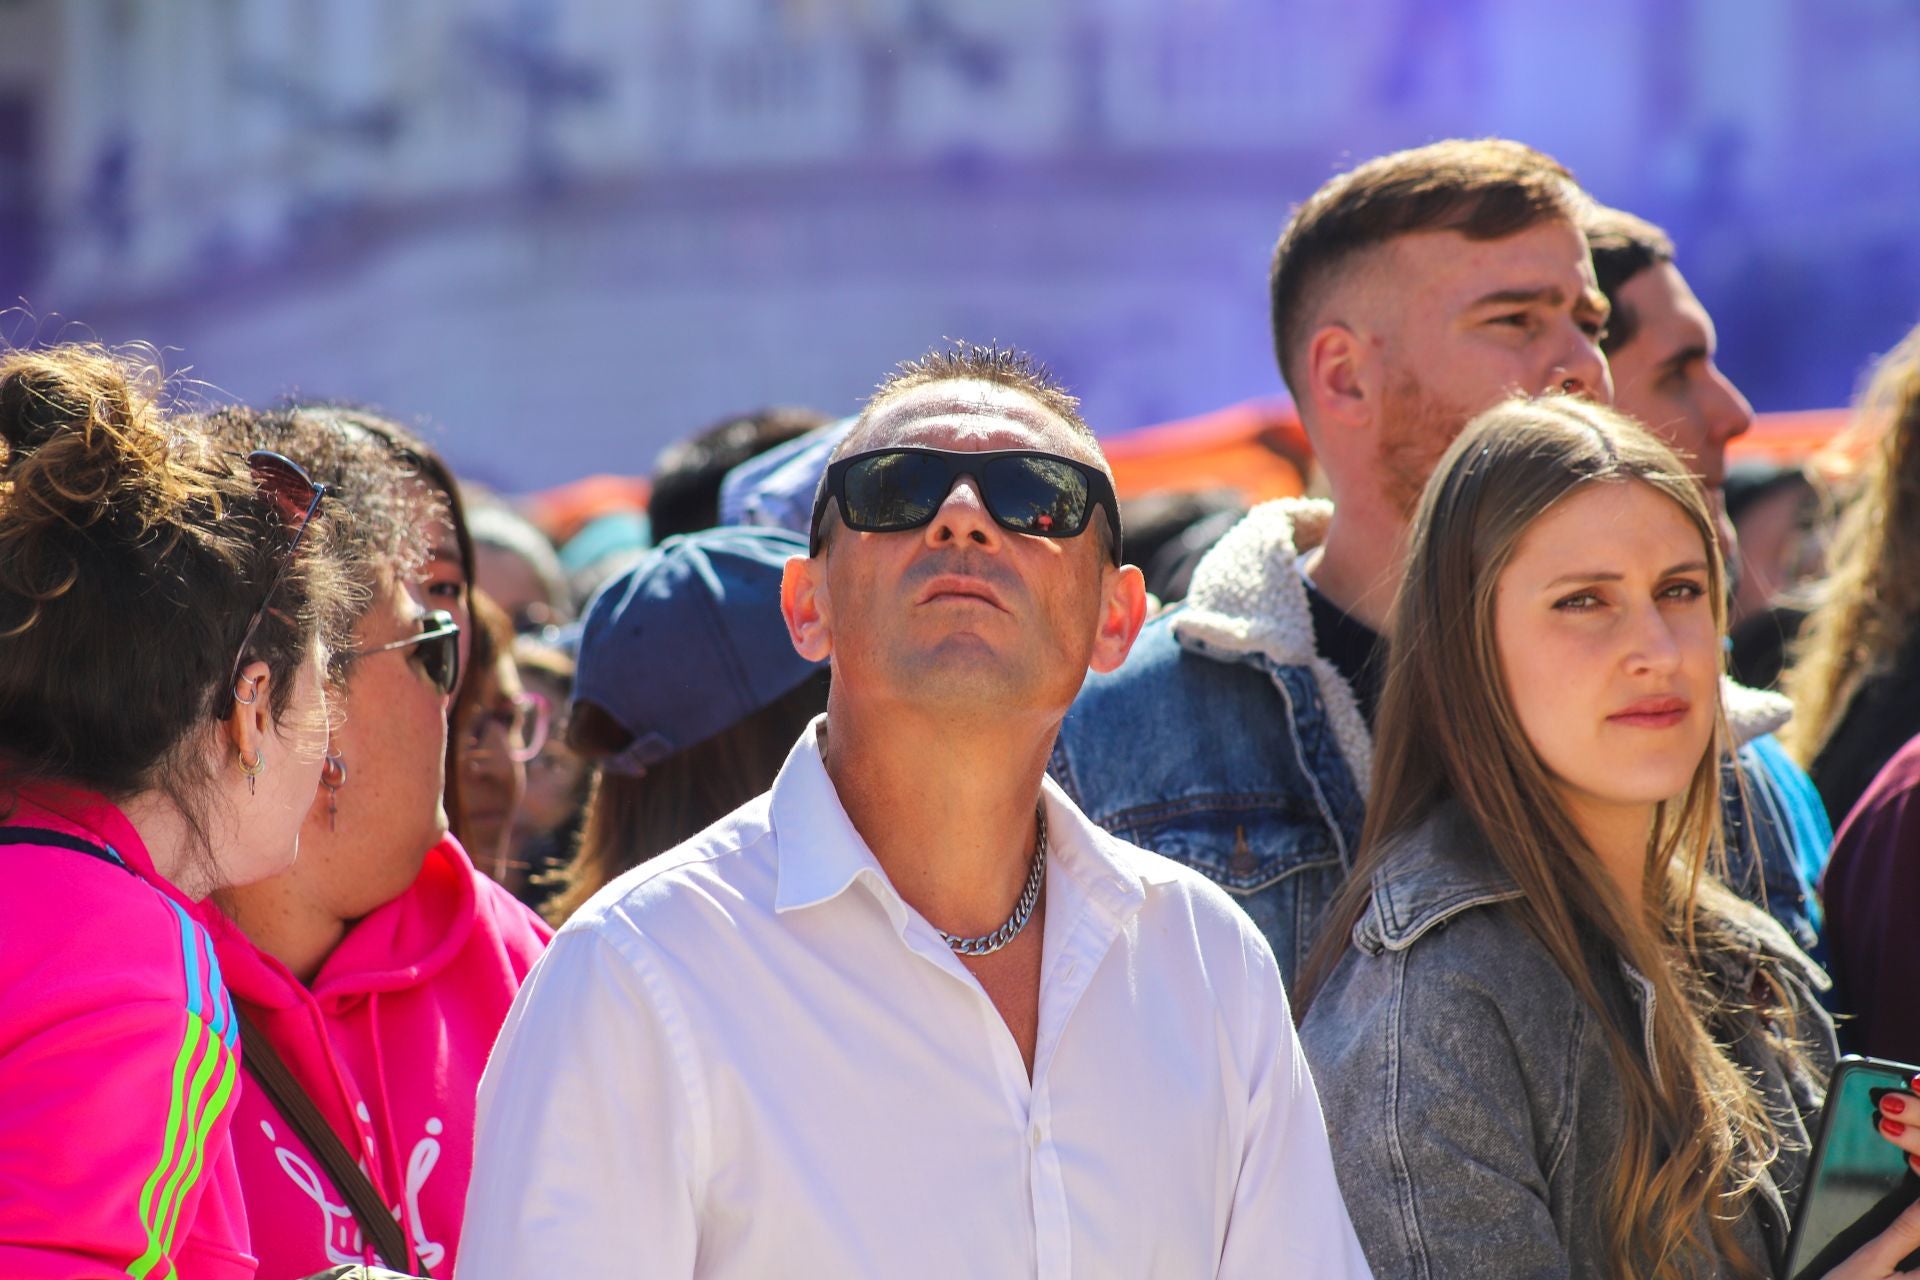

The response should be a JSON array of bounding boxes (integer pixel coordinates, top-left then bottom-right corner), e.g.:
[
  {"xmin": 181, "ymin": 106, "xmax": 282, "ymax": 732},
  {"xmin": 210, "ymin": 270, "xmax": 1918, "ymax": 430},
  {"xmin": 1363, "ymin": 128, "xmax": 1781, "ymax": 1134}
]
[{"xmin": 238, "ymin": 747, "xmax": 266, "ymax": 796}]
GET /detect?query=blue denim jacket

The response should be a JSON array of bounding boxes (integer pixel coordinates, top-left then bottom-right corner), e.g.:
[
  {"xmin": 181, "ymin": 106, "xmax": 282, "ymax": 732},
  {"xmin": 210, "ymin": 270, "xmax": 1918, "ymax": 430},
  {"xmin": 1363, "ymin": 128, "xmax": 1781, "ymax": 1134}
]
[{"xmin": 1050, "ymin": 499, "xmax": 1822, "ymax": 985}]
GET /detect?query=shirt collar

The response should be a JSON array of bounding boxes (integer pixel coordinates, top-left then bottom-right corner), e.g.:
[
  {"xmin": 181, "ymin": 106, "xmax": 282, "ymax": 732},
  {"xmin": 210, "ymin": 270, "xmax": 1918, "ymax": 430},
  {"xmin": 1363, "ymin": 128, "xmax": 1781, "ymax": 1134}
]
[
  {"xmin": 769, "ymin": 716, "xmax": 1148, "ymax": 929},
  {"xmin": 770, "ymin": 716, "xmax": 896, "ymax": 918}
]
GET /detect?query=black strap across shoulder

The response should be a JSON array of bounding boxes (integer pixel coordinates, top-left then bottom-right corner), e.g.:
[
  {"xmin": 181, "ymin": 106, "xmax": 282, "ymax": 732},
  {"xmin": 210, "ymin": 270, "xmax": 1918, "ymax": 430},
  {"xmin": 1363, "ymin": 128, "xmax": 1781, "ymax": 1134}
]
[
  {"xmin": 237, "ymin": 1009, "xmax": 424, "ymax": 1275},
  {"xmin": 0, "ymin": 824, "xmax": 133, "ymax": 873}
]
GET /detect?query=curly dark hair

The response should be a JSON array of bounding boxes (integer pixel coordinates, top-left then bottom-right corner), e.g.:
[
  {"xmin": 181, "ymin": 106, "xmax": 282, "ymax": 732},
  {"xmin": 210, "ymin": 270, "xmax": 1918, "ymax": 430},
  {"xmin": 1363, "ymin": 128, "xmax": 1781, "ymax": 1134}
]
[{"xmin": 0, "ymin": 343, "xmax": 354, "ymax": 848}]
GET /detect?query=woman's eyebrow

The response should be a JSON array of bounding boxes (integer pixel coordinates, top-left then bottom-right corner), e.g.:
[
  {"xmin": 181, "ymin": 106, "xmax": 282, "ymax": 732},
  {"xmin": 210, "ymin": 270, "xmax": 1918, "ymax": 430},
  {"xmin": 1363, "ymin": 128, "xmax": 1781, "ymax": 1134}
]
[{"xmin": 1541, "ymin": 559, "xmax": 1708, "ymax": 589}]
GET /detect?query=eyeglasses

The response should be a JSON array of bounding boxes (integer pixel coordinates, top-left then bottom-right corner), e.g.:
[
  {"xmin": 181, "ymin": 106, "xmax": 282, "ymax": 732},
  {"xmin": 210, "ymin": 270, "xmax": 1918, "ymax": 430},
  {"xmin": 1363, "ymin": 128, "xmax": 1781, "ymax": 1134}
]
[
  {"xmin": 228, "ymin": 451, "xmax": 330, "ymax": 689},
  {"xmin": 459, "ymin": 689, "xmax": 550, "ymax": 763},
  {"xmin": 347, "ymin": 610, "xmax": 462, "ymax": 697},
  {"xmin": 809, "ymin": 446, "xmax": 1123, "ymax": 565}
]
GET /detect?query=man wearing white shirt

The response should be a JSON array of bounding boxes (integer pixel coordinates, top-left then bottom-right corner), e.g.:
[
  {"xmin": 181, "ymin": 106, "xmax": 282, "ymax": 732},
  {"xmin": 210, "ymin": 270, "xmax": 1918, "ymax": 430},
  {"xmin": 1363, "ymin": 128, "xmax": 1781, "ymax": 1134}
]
[{"xmin": 458, "ymin": 342, "xmax": 1372, "ymax": 1278}]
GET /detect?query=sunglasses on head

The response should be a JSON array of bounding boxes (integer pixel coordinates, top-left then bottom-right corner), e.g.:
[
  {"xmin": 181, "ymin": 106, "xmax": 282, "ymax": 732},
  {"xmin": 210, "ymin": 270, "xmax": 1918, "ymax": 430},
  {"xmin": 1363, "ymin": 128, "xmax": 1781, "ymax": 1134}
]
[
  {"xmin": 808, "ymin": 446, "xmax": 1123, "ymax": 565},
  {"xmin": 347, "ymin": 610, "xmax": 463, "ymax": 697},
  {"xmin": 228, "ymin": 451, "xmax": 330, "ymax": 690}
]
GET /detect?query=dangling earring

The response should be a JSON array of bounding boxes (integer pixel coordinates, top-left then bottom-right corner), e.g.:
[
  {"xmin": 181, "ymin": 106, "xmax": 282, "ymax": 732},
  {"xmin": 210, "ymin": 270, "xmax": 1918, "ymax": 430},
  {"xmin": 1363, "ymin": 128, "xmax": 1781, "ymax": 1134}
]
[
  {"xmin": 320, "ymin": 752, "xmax": 348, "ymax": 831},
  {"xmin": 238, "ymin": 747, "xmax": 265, "ymax": 797}
]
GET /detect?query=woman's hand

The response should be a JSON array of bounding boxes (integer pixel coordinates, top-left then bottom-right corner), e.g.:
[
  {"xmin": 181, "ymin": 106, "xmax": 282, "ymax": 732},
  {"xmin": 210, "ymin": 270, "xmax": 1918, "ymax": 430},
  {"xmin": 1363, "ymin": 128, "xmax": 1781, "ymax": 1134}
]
[
  {"xmin": 1879, "ymin": 1081, "xmax": 1920, "ymax": 1175},
  {"xmin": 1822, "ymin": 1194, "xmax": 1920, "ymax": 1278}
]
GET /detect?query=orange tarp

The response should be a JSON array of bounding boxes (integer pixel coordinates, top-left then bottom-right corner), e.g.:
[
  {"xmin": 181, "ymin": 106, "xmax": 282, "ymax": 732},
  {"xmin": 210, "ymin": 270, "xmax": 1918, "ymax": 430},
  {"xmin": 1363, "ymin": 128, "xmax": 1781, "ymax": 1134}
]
[
  {"xmin": 1102, "ymin": 401, "xmax": 1854, "ymax": 503},
  {"xmin": 1103, "ymin": 400, "xmax": 1314, "ymax": 504}
]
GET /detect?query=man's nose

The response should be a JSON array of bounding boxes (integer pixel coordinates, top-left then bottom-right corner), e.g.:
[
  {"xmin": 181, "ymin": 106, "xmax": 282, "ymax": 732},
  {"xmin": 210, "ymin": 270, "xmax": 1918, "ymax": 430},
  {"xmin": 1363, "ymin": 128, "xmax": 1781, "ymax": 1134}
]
[
  {"xmin": 926, "ymin": 476, "xmax": 1002, "ymax": 553},
  {"xmin": 1707, "ymin": 366, "xmax": 1755, "ymax": 444},
  {"xmin": 1549, "ymin": 331, "xmax": 1613, "ymax": 406}
]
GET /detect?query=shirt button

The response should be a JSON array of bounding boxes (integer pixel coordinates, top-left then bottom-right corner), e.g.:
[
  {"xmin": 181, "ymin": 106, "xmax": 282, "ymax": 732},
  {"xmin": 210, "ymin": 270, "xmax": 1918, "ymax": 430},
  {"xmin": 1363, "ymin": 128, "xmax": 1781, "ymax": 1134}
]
[{"xmin": 1029, "ymin": 1125, "xmax": 1044, "ymax": 1149}]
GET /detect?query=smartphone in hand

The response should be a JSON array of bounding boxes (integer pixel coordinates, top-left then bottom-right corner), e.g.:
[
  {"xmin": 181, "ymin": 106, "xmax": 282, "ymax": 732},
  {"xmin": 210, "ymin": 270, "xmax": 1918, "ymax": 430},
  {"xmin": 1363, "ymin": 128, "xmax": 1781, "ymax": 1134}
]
[{"xmin": 1787, "ymin": 1055, "xmax": 1920, "ymax": 1279}]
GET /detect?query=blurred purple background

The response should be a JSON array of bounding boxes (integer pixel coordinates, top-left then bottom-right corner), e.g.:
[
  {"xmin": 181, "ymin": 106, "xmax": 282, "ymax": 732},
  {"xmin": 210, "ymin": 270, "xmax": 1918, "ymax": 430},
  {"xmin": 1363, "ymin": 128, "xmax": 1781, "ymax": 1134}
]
[{"xmin": 0, "ymin": 0, "xmax": 1915, "ymax": 491}]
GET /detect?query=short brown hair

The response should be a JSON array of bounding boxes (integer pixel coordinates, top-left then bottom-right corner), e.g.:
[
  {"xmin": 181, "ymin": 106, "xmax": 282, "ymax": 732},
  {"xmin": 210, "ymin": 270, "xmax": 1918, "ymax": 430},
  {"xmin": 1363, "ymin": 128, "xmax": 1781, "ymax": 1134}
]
[
  {"xmin": 1269, "ymin": 138, "xmax": 1588, "ymax": 398},
  {"xmin": 1583, "ymin": 205, "xmax": 1677, "ymax": 355}
]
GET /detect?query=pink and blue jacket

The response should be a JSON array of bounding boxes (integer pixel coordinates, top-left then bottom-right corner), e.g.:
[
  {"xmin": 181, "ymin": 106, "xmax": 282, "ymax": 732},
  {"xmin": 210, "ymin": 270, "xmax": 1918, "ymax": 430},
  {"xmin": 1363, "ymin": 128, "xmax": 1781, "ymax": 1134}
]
[
  {"xmin": 0, "ymin": 785, "xmax": 255, "ymax": 1279},
  {"xmin": 202, "ymin": 833, "xmax": 550, "ymax": 1277}
]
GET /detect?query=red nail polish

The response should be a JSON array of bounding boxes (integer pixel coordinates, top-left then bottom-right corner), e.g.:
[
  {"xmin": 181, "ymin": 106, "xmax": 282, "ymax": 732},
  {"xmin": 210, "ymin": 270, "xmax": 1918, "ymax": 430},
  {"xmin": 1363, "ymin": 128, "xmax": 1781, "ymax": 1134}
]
[
  {"xmin": 1888, "ymin": 1095, "xmax": 1908, "ymax": 1117},
  {"xmin": 1884, "ymin": 1118, "xmax": 1906, "ymax": 1139}
]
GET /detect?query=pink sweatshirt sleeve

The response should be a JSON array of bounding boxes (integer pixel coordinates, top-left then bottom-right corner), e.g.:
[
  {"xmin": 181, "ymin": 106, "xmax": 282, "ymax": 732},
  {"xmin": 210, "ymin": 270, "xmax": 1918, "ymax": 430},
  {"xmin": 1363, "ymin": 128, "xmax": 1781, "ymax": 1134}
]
[{"xmin": 0, "ymin": 867, "xmax": 255, "ymax": 1279}]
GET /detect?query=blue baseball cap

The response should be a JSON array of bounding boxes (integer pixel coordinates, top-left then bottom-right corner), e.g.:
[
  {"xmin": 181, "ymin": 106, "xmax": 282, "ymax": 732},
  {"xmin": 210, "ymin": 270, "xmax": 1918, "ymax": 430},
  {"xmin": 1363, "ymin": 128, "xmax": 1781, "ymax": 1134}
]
[
  {"xmin": 718, "ymin": 416, "xmax": 856, "ymax": 534},
  {"xmin": 573, "ymin": 526, "xmax": 824, "ymax": 775}
]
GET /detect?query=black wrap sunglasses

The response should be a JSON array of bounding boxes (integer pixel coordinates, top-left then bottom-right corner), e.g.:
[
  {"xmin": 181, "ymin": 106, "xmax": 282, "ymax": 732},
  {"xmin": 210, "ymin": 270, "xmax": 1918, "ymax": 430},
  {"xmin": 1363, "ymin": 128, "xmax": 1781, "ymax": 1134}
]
[
  {"xmin": 809, "ymin": 446, "xmax": 1123, "ymax": 565},
  {"xmin": 347, "ymin": 610, "xmax": 463, "ymax": 697}
]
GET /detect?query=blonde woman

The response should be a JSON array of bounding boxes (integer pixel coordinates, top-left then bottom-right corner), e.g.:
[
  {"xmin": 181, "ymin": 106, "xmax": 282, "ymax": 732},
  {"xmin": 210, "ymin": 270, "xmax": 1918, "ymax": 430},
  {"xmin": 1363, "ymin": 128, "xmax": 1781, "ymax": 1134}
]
[
  {"xmin": 1782, "ymin": 322, "xmax": 1920, "ymax": 823},
  {"xmin": 1298, "ymin": 395, "xmax": 1913, "ymax": 1278}
]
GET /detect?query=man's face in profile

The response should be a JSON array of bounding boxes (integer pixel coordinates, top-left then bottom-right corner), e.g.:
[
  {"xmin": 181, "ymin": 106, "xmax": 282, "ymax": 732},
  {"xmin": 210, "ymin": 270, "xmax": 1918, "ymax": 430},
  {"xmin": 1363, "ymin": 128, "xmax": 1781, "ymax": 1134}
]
[{"xmin": 1606, "ymin": 261, "xmax": 1754, "ymax": 489}]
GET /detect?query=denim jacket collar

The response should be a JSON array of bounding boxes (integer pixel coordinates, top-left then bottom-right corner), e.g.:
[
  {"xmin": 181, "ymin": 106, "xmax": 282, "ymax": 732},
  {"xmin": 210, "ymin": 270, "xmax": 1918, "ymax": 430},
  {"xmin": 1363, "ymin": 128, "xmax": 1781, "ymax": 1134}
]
[
  {"xmin": 1170, "ymin": 498, "xmax": 1375, "ymax": 799},
  {"xmin": 1353, "ymin": 805, "xmax": 1523, "ymax": 954}
]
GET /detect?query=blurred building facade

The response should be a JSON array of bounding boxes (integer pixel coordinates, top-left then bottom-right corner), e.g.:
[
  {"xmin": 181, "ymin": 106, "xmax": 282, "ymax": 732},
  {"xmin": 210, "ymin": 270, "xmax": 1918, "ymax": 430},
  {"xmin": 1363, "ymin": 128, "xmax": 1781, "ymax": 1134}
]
[{"xmin": 1, "ymin": 0, "xmax": 1916, "ymax": 487}]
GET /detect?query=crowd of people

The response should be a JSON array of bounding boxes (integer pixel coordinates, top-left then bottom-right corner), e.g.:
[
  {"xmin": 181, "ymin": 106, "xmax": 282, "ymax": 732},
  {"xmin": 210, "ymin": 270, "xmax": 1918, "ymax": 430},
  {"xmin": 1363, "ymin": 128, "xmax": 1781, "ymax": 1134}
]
[{"xmin": 7, "ymin": 136, "xmax": 1920, "ymax": 1278}]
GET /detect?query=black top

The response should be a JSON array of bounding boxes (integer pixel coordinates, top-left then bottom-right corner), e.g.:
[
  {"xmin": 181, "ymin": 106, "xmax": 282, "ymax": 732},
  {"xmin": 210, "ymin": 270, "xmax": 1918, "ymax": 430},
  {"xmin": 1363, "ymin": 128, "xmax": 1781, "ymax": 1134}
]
[
  {"xmin": 1727, "ymin": 603, "xmax": 1808, "ymax": 692},
  {"xmin": 1304, "ymin": 576, "xmax": 1385, "ymax": 728},
  {"xmin": 1810, "ymin": 633, "xmax": 1920, "ymax": 827}
]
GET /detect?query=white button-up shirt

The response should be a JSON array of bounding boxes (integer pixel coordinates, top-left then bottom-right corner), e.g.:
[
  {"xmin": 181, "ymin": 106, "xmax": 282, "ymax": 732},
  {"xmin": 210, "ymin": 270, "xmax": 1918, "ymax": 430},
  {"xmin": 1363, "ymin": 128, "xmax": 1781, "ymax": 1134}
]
[{"xmin": 459, "ymin": 722, "xmax": 1371, "ymax": 1279}]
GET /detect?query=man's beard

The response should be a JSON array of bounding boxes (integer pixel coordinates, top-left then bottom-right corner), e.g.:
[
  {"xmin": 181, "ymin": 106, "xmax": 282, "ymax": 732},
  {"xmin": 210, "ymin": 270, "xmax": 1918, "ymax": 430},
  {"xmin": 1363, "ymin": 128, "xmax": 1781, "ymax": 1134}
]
[{"xmin": 1377, "ymin": 373, "xmax": 1477, "ymax": 519}]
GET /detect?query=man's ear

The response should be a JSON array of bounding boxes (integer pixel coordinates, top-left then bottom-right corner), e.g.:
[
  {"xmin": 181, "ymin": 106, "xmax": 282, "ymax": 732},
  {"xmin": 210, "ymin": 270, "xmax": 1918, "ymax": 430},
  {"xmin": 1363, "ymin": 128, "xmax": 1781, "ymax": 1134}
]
[
  {"xmin": 1088, "ymin": 563, "xmax": 1148, "ymax": 675},
  {"xmin": 1304, "ymin": 320, "xmax": 1376, "ymax": 434},
  {"xmin": 782, "ymin": 555, "xmax": 833, "ymax": 663}
]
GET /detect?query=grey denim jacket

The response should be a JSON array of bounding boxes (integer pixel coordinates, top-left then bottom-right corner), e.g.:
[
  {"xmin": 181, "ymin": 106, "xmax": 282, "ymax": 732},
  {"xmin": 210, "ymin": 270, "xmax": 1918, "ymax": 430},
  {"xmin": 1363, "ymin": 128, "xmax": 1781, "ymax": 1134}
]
[{"xmin": 1300, "ymin": 804, "xmax": 1837, "ymax": 1280}]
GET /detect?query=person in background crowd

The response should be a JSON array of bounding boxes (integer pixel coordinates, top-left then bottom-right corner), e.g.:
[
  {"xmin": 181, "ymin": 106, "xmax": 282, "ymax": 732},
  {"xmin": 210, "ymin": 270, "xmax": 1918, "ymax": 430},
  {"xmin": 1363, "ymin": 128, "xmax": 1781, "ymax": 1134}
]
[
  {"xmin": 454, "ymin": 591, "xmax": 536, "ymax": 899},
  {"xmin": 468, "ymin": 497, "xmax": 574, "ymax": 632},
  {"xmin": 717, "ymin": 415, "xmax": 855, "ymax": 533},
  {"xmin": 1824, "ymin": 725, "xmax": 1920, "ymax": 1061},
  {"xmin": 1295, "ymin": 396, "xmax": 1905, "ymax": 1279},
  {"xmin": 462, "ymin": 343, "xmax": 1372, "ymax": 1276},
  {"xmin": 507, "ymin": 633, "xmax": 589, "ymax": 912},
  {"xmin": 557, "ymin": 508, "xmax": 650, "ymax": 609},
  {"xmin": 1583, "ymin": 205, "xmax": 1754, "ymax": 493},
  {"xmin": 0, "ymin": 345, "xmax": 349, "ymax": 1276},
  {"xmin": 1724, "ymin": 461, "xmax": 1821, "ymax": 626},
  {"xmin": 198, "ymin": 405, "xmax": 550, "ymax": 1278},
  {"xmin": 1052, "ymin": 138, "xmax": 1818, "ymax": 983},
  {"xmin": 1585, "ymin": 203, "xmax": 1836, "ymax": 925},
  {"xmin": 542, "ymin": 526, "xmax": 829, "ymax": 925},
  {"xmin": 1724, "ymin": 459, "xmax": 1825, "ymax": 688},
  {"xmin": 1121, "ymin": 487, "xmax": 1248, "ymax": 606},
  {"xmin": 647, "ymin": 405, "xmax": 828, "ymax": 541},
  {"xmin": 1784, "ymin": 320, "xmax": 1920, "ymax": 825}
]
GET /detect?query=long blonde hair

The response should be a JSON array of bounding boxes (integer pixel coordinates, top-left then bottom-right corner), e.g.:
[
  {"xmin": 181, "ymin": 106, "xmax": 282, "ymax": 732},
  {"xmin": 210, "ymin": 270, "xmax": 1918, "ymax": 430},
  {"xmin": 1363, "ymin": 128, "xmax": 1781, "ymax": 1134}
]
[
  {"xmin": 1782, "ymin": 322, "xmax": 1920, "ymax": 763},
  {"xmin": 1298, "ymin": 394, "xmax": 1791, "ymax": 1279}
]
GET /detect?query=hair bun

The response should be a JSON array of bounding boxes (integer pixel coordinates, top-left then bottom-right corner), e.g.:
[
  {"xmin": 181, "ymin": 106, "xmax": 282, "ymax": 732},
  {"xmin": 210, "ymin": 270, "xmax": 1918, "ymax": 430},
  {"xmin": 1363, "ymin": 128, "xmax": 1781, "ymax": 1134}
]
[
  {"xmin": 0, "ymin": 346, "xmax": 223, "ymax": 630},
  {"xmin": 0, "ymin": 359, "xmax": 100, "ymax": 456},
  {"xmin": 0, "ymin": 345, "xmax": 187, "ymax": 522}
]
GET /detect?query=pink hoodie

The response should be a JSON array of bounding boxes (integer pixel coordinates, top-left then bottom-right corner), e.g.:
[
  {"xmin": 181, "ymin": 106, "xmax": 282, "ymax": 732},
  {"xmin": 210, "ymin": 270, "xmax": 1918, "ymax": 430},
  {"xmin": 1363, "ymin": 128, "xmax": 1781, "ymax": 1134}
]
[
  {"xmin": 0, "ymin": 785, "xmax": 254, "ymax": 1279},
  {"xmin": 204, "ymin": 834, "xmax": 550, "ymax": 1277}
]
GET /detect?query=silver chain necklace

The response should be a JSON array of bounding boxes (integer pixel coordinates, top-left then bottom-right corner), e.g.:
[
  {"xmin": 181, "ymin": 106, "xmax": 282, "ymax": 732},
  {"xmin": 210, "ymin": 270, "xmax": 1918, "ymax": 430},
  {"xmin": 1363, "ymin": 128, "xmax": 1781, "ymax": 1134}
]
[{"xmin": 940, "ymin": 802, "xmax": 1047, "ymax": 957}]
